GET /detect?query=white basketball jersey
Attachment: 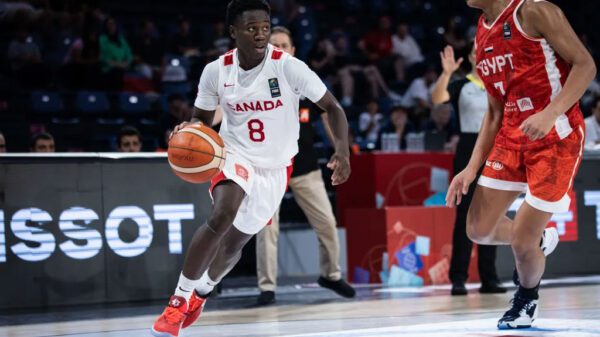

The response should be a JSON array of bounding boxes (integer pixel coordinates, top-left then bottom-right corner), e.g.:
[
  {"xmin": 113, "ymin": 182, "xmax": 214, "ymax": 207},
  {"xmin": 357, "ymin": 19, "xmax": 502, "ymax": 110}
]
[{"xmin": 216, "ymin": 45, "xmax": 300, "ymax": 169}]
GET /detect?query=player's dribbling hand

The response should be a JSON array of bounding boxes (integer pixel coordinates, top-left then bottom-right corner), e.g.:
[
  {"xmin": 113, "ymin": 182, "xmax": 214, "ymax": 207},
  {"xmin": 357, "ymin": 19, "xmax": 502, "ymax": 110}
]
[
  {"xmin": 445, "ymin": 168, "xmax": 476, "ymax": 207},
  {"xmin": 170, "ymin": 121, "xmax": 201, "ymax": 139},
  {"xmin": 328, "ymin": 152, "xmax": 350, "ymax": 186},
  {"xmin": 519, "ymin": 111, "xmax": 556, "ymax": 141}
]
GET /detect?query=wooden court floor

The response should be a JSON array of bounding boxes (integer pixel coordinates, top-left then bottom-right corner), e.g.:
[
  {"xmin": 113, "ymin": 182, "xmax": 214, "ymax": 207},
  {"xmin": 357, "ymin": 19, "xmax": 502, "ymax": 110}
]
[{"xmin": 1, "ymin": 280, "xmax": 599, "ymax": 337}]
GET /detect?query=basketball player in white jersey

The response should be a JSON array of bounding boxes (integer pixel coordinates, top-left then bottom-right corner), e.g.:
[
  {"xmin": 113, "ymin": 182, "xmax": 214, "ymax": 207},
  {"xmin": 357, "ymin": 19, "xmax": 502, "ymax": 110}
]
[{"xmin": 151, "ymin": 1, "xmax": 351, "ymax": 336}]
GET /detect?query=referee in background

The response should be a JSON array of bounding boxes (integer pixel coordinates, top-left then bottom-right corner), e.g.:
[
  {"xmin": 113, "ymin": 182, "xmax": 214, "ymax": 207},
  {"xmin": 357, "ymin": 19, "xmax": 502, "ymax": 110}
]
[{"xmin": 432, "ymin": 43, "xmax": 506, "ymax": 296}]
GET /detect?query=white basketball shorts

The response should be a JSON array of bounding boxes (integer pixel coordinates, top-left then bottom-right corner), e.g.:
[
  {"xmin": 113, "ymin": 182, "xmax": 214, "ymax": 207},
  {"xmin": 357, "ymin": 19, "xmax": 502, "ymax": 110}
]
[{"xmin": 209, "ymin": 150, "xmax": 292, "ymax": 235}]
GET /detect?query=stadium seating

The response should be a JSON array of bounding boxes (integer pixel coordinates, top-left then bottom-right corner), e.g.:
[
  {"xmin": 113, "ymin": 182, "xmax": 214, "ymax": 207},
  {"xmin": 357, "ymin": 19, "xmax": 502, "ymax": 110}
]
[{"xmin": 31, "ymin": 91, "xmax": 64, "ymax": 115}]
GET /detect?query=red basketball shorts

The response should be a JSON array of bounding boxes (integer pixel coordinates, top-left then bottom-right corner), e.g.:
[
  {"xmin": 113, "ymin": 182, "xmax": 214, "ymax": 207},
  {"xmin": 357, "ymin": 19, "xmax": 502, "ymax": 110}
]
[{"xmin": 477, "ymin": 126, "xmax": 584, "ymax": 213}]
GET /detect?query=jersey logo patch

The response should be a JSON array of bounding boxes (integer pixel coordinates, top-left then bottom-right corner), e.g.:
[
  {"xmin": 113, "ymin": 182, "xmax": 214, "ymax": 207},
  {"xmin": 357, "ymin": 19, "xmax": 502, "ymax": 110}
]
[
  {"xmin": 485, "ymin": 46, "xmax": 494, "ymax": 54},
  {"xmin": 268, "ymin": 78, "xmax": 281, "ymax": 98},
  {"xmin": 235, "ymin": 164, "xmax": 249, "ymax": 181},
  {"xmin": 486, "ymin": 160, "xmax": 504, "ymax": 171},
  {"xmin": 517, "ymin": 97, "xmax": 534, "ymax": 112},
  {"xmin": 503, "ymin": 22, "xmax": 512, "ymax": 40}
]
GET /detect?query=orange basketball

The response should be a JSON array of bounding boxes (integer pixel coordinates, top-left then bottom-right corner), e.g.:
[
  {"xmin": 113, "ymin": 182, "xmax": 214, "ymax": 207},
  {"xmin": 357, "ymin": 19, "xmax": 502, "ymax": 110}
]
[{"xmin": 167, "ymin": 123, "xmax": 226, "ymax": 183}]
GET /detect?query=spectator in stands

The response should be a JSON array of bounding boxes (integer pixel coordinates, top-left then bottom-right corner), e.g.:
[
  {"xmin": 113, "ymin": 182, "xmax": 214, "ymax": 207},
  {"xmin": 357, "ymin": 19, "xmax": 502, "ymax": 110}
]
[
  {"xmin": 309, "ymin": 36, "xmax": 337, "ymax": 78},
  {"xmin": 63, "ymin": 14, "xmax": 102, "ymax": 89},
  {"xmin": 8, "ymin": 26, "xmax": 51, "ymax": 88},
  {"xmin": 0, "ymin": 1, "xmax": 38, "ymax": 23},
  {"xmin": 30, "ymin": 132, "xmax": 55, "ymax": 153},
  {"xmin": 583, "ymin": 77, "xmax": 600, "ymax": 110},
  {"xmin": 359, "ymin": 100, "xmax": 384, "ymax": 144},
  {"xmin": 585, "ymin": 96, "xmax": 600, "ymax": 150},
  {"xmin": 160, "ymin": 94, "xmax": 193, "ymax": 134},
  {"xmin": 40, "ymin": 11, "xmax": 75, "ymax": 66},
  {"xmin": 392, "ymin": 22, "xmax": 424, "ymax": 82},
  {"xmin": 0, "ymin": 132, "xmax": 6, "ymax": 153},
  {"xmin": 117, "ymin": 126, "xmax": 142, "ymax": 152},
  {"xmin": 377, "ymin": 105, "xmax": 415, "ymax": 150},
  {"xmin": 131, "ymin": 19, "xmax": 164, "ymax": 79},
  {"xmin": 358, "ymin": 15, "xmax": 407, "ymax": 85},
  {"xmin": 171, "ymin": 17, "xmax": 200, "ymax": 57},
  {"xmin": 205, "ymin": 20, "xmax": 232, "ymax": 59},
  {"xmin": 401, "ymin": 66, "xmax": 438, "ymax": 116},
  {"xmin": 358, "ymin": 16, "xmax": 393, "ymax": 65},
  {"xmin": 99, "ymin": 17, "xmax": 132, "ymax": 90},
  {"xmin": 8, "ymin": 27, "xmax": 41, "ymax": 72},
  {"xmin": 444, "ymin": 17, "xmax": 468, "ymax": 51},
  {"xmin": 315, "ymin": 32, "xmax": 400, "ymax": 107},
  {"xmin": 423, "ymin": 104, "xmax": 459, "ymax": 152}
]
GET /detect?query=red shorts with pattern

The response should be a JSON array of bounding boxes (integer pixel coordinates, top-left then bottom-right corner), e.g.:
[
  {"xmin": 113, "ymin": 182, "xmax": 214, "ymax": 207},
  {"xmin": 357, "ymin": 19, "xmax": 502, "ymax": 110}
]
[{"xmin": 477, "ymin": 126, "xmax": 584, "ymax": 213}]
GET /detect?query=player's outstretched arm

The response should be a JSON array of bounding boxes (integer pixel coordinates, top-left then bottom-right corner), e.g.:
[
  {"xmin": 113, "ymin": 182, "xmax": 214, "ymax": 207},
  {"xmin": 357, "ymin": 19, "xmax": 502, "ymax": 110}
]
[
  {"xmin": 446, "ymin": 93, "xmax": 502, "ymax": 207},
  {"xmin": 518, "ymin": 1, "xmax": 597, "ymax": 140},
  {"xmin": 316, "ymin": 91, "xmax": 351, "ymax": 186}
]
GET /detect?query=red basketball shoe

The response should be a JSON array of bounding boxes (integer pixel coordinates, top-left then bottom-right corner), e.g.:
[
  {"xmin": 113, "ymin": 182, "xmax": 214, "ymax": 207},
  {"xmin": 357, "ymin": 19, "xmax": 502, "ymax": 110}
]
[
  {"xmin": 151, "ymin": 296, "xmax": 188, "ymax": 337},
  {"xmin": 182, "ymin": 291, "xmax": 208, "ymax": 328}
]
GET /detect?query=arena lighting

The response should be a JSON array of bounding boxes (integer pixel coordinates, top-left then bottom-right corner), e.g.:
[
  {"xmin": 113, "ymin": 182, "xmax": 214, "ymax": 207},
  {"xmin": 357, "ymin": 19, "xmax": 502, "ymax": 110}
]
[{"xmin": 0, "ymin": 204, "xmax": 195, "ymax": 263}]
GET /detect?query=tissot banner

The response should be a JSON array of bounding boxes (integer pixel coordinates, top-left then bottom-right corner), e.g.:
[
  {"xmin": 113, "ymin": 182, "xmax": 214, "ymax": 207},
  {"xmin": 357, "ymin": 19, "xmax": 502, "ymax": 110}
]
[{"xmin": 0, "ymin": 158, "xmax": 213, "ymax": 309}]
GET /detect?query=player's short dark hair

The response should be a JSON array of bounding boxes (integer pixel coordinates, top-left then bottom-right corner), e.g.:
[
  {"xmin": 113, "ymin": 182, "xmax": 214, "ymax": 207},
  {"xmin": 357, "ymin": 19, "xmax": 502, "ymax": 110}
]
[
  {"xmin": 271, "ymin": 26, "xmax": 293, "ymax": 46},
  {"xmin": 30, "ymin": 132, "xmax": 54, "ymax": 148},
  {"xmin": 118, "ymin": 126, "xmax": 141, "ymax": 144},
  {"xmin": 226, "ymin": 0, "xmax": 271, "ymax": 27}
]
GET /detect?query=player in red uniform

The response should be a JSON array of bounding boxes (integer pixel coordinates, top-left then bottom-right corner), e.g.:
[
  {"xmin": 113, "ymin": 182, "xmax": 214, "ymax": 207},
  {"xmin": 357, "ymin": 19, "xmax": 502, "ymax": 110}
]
[{"xmin": 447, "ymin": 0, "xmax": 596, "ymax": 329}]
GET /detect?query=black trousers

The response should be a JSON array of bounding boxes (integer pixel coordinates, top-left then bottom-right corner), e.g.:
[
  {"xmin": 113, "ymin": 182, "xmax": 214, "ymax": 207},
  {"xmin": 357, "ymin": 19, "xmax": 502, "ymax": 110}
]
[{"xmin": 448, "ymin": 134, "xmax": 501, "ymax": 285}]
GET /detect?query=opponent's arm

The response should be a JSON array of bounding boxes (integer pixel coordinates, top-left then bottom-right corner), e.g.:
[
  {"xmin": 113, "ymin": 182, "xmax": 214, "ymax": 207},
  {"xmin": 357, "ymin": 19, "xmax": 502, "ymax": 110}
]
[
  {"xmin": 315, "ymin": 92, "xmax": 351, "ymax": 185},
  {"xmin": 446, "ymin": 93, "xmax": 503, "ymax": 207},
  {"xmin": 519, "ymin": 1, "xmax": 597, "ymax": 140}
]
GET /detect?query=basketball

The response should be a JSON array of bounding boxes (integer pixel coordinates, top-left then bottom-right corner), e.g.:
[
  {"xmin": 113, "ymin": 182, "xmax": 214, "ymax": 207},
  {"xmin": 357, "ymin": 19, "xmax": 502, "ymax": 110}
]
[{"xmin": 167, "ymin": 123, "xmax": 226, "ymax": 183}]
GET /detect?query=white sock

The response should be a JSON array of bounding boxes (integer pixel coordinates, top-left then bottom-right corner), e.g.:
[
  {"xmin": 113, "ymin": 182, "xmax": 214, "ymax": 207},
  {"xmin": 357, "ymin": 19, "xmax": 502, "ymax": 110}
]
[
  {"xmin": 195, "ymin": 270, "xmax": 218, "ymax": 297},
  {"xmin": 174, "ymin": 272, "xmax": 200, "ymax": 303}
]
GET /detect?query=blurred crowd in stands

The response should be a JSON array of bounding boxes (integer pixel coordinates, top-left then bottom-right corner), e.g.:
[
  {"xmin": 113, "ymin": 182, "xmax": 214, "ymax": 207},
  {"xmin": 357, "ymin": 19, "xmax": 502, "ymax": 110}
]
[{"xmin": 0, "ymin": 0, "xmax": 598, "ymax": 153}]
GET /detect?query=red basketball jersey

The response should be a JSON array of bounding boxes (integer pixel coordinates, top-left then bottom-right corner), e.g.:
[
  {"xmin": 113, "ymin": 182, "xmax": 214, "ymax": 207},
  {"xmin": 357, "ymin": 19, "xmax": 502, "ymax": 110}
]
[{"xmin": 475, "ymin": 0, "xmax": 583, "ymax": 150}]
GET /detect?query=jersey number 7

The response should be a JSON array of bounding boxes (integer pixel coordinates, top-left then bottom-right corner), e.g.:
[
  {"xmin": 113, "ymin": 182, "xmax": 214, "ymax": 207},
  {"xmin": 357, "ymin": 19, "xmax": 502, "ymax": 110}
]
[{"xmin": 494, "ymin": 81, "xmax": 506, "ymax": 96}]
